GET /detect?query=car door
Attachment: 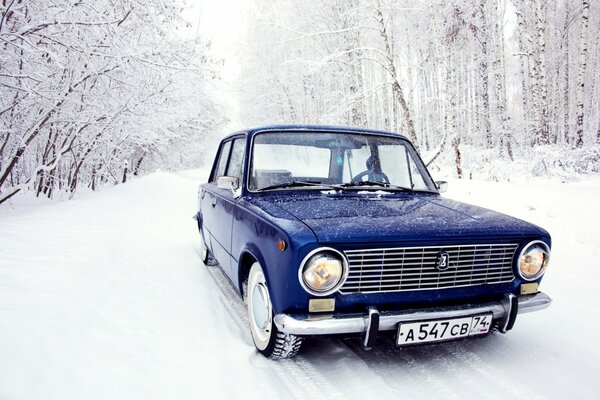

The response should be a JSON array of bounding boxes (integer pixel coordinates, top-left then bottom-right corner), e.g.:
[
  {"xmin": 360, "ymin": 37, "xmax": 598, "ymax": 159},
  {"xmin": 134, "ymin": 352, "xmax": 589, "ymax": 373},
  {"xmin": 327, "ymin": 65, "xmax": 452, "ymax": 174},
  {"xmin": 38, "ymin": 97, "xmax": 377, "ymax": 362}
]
[
  {"xmin": 205, "ymin": 137, "xmax": 246, "ymax": 279},
  {"xmin": 201, "ymin": 140, "xmax": 231, "ymax": 262}
]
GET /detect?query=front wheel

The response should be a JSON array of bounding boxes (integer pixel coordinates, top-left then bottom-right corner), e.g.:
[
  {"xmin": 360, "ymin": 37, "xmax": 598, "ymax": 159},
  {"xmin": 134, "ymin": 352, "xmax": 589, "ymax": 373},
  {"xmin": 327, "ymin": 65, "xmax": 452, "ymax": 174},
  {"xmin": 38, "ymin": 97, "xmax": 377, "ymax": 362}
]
[{"xmin": 247, "ymin": 262, "xmax": 303, "ymax": 359}]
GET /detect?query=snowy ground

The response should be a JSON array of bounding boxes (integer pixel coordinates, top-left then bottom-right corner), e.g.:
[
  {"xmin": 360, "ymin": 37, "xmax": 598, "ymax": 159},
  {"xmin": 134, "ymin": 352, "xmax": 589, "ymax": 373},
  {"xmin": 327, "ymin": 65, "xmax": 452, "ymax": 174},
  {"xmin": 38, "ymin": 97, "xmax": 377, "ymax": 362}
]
[{"xmin": 1, "ymin": 170, "xmax": 599, "ymax": 399}]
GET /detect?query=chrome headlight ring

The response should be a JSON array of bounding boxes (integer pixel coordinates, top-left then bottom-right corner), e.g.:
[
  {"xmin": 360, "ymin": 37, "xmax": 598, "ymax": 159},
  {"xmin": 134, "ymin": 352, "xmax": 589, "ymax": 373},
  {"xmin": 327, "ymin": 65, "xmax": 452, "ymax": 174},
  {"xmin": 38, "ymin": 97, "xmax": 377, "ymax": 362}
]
[
  {"xmin": 298, "ymin": 247, "xmax": 349, "ymax": 297},
  {"xmin": 515, "ymin": 240, "xmax": 550, "ymax": 281}
]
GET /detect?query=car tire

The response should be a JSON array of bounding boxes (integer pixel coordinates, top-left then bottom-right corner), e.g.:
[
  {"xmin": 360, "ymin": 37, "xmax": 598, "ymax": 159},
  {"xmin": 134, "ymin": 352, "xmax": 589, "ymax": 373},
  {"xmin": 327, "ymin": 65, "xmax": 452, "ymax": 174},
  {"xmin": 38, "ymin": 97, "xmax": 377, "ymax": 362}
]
[
  {"xmin": 247, "ymin": 262, "xmax": 303, "ymax": 359},
  {"xmin": 200, "ymin": 234, "xmax": 209, "ymax": 264},
  {"xmin": 200, "ymin": 234, "xmax": 216, "ymax": 266}
]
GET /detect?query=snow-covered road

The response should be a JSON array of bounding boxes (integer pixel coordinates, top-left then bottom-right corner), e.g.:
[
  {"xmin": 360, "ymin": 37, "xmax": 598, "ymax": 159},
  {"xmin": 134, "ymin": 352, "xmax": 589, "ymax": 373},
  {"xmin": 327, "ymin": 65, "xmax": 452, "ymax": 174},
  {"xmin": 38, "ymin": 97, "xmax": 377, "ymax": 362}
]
[{"xmin": 1, "ymin": 170, "xmax": 599, "ymax": 399}]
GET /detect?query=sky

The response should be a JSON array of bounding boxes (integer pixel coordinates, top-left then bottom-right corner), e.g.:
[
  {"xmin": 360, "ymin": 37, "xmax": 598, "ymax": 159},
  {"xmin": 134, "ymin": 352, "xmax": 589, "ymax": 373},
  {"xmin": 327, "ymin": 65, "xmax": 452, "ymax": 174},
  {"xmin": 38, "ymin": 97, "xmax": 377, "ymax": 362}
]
[{"xmin": 184, "ymin": 0, "xmax": 249, "ymax": 129}]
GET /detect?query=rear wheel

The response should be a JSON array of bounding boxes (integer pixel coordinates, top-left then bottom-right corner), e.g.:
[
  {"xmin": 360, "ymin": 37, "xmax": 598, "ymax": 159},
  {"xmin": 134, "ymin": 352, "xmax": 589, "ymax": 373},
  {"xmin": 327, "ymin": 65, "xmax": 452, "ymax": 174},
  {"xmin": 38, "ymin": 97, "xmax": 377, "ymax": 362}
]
[
  {"xmin": 247, "ymin": 262, "xmax": 303, "ymax": 359},
  {"xmin": 199, "ymin": 234, "xmax": 216, "ymax": 266},
  {"xmin": 200, "ymin": 235, "xmax": 209, "ymax": 264}
]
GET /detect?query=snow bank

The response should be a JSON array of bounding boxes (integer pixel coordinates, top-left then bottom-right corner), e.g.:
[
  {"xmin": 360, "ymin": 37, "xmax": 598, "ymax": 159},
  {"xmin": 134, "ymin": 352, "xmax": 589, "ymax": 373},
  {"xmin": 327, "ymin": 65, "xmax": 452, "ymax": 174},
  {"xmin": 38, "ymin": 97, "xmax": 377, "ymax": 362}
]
[{"xmin": 426, "ymin": 144, "xmax": 600, "ymax": 183}]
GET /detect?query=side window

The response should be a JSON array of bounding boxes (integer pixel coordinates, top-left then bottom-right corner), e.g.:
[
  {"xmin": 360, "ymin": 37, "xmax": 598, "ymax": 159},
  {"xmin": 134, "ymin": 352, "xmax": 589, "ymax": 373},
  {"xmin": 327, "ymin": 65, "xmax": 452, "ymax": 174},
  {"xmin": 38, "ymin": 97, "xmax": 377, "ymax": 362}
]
[
  {"xmin": 226, "ymin": 138, "xmax": 246, "ymax": 180},
  {"xmin": 213, "ymin": 141, "xmax": 232, "ymax": 181}
]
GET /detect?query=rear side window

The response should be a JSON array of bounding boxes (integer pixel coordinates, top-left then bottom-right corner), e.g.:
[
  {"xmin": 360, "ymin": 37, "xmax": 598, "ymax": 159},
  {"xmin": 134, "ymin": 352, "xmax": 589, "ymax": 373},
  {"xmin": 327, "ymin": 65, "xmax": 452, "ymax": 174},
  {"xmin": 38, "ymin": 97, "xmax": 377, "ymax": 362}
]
[
  {"xmin": 227, "ymin": 138, "xmax": 246, "ymax": 180},
  {"xmin": 214, "ymin": 141, "xmax": 232, "ymax": 181}
]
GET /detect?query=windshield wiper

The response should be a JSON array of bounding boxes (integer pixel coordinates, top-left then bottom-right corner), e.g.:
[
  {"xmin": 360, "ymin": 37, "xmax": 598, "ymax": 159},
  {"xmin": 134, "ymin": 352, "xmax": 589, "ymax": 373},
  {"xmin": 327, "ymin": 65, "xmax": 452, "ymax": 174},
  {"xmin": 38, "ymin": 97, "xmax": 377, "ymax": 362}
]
[
  {"xmin": 335, "ymin": 181, "xmax": 414, "ymax": 191},
  {"xmin": 257, "ymin": 180, "xmax": 337, "ymax": 192},
  {"xmin": 258, "ymin": 179, "xmax": 416, "ymax": 193}
]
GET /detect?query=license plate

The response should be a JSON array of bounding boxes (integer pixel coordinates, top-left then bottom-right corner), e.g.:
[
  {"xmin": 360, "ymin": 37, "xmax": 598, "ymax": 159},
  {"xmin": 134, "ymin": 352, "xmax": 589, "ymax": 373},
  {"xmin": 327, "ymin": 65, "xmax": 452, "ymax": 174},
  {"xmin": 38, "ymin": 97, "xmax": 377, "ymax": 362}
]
[{"xmin": 397, "ymin": 314, "xmax": 493, "ymax": 346}]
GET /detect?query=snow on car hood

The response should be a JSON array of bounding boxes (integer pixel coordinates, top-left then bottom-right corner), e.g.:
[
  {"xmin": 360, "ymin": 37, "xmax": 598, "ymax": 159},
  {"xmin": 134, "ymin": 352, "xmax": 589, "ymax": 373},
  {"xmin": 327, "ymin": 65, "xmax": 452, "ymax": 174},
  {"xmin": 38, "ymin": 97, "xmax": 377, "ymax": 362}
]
[{"xmin": 250, "ymin": 192, "xmax": 548, "ymax": 244}]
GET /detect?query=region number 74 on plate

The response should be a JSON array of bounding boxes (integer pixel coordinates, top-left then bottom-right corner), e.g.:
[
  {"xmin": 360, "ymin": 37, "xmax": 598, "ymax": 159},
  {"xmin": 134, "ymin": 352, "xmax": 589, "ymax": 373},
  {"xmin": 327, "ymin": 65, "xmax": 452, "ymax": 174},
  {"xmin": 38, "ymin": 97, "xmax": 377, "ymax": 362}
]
[{"xmin": 397, "ymin": 314, "xmax": 493, "ymax": 346}]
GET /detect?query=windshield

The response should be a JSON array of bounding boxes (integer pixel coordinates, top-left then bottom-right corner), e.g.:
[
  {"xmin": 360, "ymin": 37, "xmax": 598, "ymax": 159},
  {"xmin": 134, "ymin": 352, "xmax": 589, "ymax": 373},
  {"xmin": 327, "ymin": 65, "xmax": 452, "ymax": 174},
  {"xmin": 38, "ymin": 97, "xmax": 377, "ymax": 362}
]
[{"xmin": 248, "ymin": 132, "xmax": 437, "ymax": 192}]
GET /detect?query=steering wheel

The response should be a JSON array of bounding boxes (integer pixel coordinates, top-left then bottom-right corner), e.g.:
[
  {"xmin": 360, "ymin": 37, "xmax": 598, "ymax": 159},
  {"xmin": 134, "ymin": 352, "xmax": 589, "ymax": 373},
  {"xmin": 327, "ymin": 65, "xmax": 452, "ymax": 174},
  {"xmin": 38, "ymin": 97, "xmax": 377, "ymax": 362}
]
[{"xmin": 350, "ymin": 170, "xmax": 390, "ymax": 184}]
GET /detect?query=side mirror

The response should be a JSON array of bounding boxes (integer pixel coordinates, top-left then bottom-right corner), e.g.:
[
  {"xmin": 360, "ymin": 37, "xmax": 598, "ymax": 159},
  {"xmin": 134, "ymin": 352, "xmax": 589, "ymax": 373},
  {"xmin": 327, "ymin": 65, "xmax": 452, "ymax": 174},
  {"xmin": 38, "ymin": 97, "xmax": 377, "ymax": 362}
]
[
  {"xmin": 217, "ymin": 176, "xmax": 240, "ymax": 192},
  {"xmin": 435, "ymin": 181, "xmax": 448, "ymax": 193}
]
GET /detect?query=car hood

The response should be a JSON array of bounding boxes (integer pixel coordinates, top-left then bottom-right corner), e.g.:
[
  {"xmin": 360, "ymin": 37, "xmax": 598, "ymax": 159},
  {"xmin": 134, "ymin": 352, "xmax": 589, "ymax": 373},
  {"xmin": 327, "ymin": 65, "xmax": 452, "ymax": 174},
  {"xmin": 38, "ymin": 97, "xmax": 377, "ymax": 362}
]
[{"xmin": 250, "ymin": 192, "xmax": 547, "ymax": 244}]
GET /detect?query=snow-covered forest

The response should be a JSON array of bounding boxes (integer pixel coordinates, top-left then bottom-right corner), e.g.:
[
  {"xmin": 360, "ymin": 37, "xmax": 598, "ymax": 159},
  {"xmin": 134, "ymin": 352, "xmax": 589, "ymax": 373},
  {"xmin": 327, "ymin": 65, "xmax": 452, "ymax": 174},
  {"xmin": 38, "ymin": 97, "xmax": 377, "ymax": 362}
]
[
  {"xmin": 0, "ymin": 0, "xmax": 223, "ymax": 204},
  {"xmin": 1, "ymin": 0, "xmax": 599, "ymax": 201},
  {"xmin": 237, "ymin": 0, "xmax": 600, "ymax": 179}
]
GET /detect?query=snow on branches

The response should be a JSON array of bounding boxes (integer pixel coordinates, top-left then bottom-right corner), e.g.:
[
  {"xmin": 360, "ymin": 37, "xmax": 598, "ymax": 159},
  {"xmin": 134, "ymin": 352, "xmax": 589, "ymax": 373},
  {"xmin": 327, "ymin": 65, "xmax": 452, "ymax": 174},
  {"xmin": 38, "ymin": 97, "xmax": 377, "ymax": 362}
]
[
  {"xmin": 237, "ymin": 0, "xmax": 600, "ymax": 179},
  {"xmin": 0, "ymin": 0, "xmax": 222, "ymax": 203}
]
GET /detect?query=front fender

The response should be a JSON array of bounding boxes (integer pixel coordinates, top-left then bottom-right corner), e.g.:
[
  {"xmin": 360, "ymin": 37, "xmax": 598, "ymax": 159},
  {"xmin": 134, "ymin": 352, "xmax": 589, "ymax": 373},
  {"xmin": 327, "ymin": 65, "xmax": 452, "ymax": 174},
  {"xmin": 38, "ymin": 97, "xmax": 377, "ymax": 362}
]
[{"xmin": 232, "ymin": 198, "xmax": 318, "ymax": 314}]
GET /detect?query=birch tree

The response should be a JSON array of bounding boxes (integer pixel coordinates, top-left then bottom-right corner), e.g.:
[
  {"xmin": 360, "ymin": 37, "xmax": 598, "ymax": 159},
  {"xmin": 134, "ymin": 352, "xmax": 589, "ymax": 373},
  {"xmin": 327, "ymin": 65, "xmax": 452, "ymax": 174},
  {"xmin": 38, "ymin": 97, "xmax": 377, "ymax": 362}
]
[{"xmin": 575, "ymin": 0, "xmax": 590, "ymax": 147}]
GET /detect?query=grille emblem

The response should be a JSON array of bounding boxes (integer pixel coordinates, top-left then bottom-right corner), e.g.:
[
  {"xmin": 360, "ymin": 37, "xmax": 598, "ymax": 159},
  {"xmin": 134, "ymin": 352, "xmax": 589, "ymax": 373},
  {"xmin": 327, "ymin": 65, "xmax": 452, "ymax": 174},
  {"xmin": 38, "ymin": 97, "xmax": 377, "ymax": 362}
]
[{"xmin": 435, "ymin": 252, "xmax": 450, "ymax": 271}]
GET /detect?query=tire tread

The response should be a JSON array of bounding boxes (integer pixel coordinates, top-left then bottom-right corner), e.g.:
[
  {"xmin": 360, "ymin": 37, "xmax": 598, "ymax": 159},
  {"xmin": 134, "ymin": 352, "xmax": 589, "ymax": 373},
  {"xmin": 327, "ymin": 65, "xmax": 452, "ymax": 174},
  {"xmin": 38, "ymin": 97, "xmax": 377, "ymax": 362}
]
[{"xmin": 268, "ymin": 331, "xmax": 303, "ymax": 360}]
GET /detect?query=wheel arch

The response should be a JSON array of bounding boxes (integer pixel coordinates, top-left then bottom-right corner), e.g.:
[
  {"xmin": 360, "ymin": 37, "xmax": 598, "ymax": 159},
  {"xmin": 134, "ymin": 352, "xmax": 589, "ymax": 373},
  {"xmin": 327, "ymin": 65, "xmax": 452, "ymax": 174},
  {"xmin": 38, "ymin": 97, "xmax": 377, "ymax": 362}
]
[{"xmin": 237, "ymin": 245, "xmax": 268, "ymax": 298}]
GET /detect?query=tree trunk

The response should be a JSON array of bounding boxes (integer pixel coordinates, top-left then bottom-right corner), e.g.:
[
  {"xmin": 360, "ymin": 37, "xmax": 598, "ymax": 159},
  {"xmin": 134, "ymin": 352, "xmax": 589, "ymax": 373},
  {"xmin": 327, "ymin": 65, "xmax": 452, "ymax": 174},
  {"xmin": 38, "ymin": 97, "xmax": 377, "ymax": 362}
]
[
  {"xmin": 533, "ymin": 0, "xmax": 549, "ymax": 145},
  {"xmin": 453, "ymin": 137, "xmax": 463, "ymax": 179},
  {"xmin": 575, "ymin": 0, "xmax": 590, "ymax": 147},
  {"xmin": 133, "ymin": 155, "xmax": 145, "ymax": 176},
  {"xmin": 514, "ymin": 0, "xmax": 530, "ymax": 132},
  {"xmin": 477, "ymin": 0, "xmax": 493, "ymax": 148},
  {"xmin": 122, "ymin": 160, "xmax": 128, "ymax": 183},
  {"xmin": 343, "ymin": 0, "xmax": 366, "ymax": 127},
  {"xmin": 490, "ymin": 0, "xmax": 513, "ymax": 159},
  {"xmin": 375, "ymin": 2, "xmax": 418, "ymax": 144},
  {"xmin": 562, "ymin": 6, "xmax": 571, "ymax": 144}
]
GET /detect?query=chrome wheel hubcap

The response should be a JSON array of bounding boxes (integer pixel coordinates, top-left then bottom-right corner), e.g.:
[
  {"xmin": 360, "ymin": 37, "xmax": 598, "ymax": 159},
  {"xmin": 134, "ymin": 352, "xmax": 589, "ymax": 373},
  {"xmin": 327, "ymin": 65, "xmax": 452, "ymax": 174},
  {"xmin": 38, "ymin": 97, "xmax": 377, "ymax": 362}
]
[{"xmin": 248, "ymin": 263, "xmax": 272, "ymax": 350}]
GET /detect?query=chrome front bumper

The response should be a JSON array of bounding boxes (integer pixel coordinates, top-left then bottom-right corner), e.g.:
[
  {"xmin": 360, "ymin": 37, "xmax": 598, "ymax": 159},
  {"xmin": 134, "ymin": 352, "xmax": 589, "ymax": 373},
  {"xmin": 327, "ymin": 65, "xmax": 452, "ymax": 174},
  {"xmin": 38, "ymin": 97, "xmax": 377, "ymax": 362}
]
[{"xmin": 274, "ymin": 292, "xmax": 551, "ymax": 339}]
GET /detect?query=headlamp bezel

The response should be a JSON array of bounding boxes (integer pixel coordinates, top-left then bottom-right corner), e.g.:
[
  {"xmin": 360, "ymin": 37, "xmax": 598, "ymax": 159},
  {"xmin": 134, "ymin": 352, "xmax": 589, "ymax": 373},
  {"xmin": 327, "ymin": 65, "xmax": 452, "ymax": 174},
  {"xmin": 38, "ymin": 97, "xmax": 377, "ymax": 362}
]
[
  {"xmin": 516, "ymin": 240, "xmax": 550, "ymax": 281},
  {"xmin": 298, "ymin": 247, "xmax": 349, "ymax": 296}
]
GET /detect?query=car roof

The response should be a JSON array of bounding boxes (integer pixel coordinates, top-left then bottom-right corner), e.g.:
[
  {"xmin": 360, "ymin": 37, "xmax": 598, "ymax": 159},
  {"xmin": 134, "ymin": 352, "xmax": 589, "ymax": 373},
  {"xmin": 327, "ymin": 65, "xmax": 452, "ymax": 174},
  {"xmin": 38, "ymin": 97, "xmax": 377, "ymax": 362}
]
[{"xmin": 220, "ymin": 124, "xmax": 409, "ymax": 142}]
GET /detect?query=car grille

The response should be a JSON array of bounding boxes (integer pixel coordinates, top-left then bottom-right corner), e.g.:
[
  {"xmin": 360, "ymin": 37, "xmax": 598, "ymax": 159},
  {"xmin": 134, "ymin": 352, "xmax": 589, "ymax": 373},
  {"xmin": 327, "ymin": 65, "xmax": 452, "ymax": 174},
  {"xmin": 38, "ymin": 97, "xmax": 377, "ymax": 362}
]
[{"xmin": 340, "ymin": 243, "xmax": 518, "ymax": 294}]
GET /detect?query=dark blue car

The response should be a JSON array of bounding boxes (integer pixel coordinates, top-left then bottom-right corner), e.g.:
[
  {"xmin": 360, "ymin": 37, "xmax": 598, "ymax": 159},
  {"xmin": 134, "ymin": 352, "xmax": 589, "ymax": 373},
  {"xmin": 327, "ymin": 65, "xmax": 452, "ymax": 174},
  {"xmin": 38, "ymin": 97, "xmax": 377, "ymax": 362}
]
[{"xmin": 196, "ymin": 125, "xmax": 551, "ymax": 359}]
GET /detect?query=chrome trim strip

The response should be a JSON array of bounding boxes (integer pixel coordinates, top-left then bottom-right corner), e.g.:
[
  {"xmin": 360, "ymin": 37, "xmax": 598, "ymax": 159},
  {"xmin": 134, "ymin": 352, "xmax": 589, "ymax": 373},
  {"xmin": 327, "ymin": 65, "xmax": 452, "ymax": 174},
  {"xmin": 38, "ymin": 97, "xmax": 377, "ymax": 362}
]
[
  {"xmin": 344, "ymin": 270, "xmax": 513, "ymax": 281},
  {"xmin": 340, "ymin": 280, "xmax": 516, "ymax": 294},
  {"xmin": 347, "ymin": 260, "xmax": 514, "ymax": 269},
  {"xmin": 344, "ymin": 243, "xmax": 519, "ymax": 253},
  {"xmin": 344, "ymin": 273, "xmax": 513, "ymax": 284},
  {"xmin": 273, "ymin": 292, "xmax": 552, "ymax": 336}
]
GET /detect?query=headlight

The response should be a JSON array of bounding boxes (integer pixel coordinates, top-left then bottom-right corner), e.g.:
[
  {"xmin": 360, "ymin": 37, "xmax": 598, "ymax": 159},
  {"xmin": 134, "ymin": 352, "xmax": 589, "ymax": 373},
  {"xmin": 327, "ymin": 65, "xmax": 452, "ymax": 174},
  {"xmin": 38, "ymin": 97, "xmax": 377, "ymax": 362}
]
[
  {"xmin": 299, "ymin": 248, "xmax": 348, "ymax": 296},
  {"xmin": 517, "ymin": 241, "xmax": 550, "ymax": 281}
]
